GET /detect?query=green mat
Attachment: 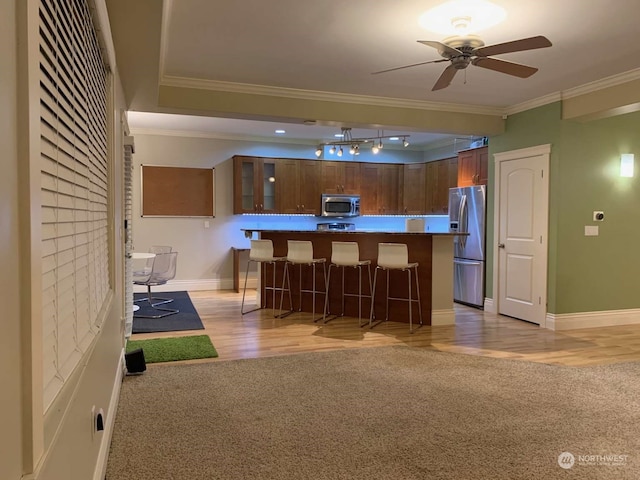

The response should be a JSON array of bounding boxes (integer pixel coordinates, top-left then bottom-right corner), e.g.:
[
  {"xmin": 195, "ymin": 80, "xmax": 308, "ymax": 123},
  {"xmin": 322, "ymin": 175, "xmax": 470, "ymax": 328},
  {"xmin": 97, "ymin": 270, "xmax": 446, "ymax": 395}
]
[{"xmin": 126, "ymin": 335, "xmax": 218, "ymax": 363}]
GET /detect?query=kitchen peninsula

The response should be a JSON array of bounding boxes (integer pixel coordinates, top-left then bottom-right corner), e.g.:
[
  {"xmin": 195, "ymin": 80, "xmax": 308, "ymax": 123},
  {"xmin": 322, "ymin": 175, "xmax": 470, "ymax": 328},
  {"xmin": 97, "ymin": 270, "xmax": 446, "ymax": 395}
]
[{"xmin": 244, "ymin": 229, "xmax": 462, "ymax": 326}]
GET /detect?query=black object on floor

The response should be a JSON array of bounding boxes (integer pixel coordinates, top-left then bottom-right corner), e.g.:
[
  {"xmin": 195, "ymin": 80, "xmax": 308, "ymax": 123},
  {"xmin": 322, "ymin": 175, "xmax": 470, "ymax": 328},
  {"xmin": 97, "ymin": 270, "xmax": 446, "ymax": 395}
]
[
  {"xmin": 132, "ymin": 291, "xmax": 205, "ymax": 333},
  {"xmin": 125, "ymin": 348, "xmax": 146, "ymax": 374}
]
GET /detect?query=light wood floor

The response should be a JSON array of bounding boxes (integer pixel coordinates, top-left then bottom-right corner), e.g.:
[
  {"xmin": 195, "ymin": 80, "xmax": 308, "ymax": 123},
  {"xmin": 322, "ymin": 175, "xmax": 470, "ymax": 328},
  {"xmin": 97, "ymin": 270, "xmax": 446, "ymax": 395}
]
[{"xmin": 132, "ymin": 289, "xmax": 640, "ymax": 367}]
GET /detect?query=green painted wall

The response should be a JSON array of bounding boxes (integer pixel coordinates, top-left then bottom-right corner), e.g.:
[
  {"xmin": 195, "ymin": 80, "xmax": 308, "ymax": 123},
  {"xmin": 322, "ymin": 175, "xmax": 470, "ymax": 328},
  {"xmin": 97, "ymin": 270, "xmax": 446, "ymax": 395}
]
[{"xmin": 488, "ymin": 102, "xmax": 640, "ymax": 314}]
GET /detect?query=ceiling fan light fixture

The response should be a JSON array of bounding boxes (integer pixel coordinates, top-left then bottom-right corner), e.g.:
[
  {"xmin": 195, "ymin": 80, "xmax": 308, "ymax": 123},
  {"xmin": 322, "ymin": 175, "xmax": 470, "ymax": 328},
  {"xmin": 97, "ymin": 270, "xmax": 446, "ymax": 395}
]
[{"xmin": 418, "ymin": 0, "xmax": 506, "ymax": 36}]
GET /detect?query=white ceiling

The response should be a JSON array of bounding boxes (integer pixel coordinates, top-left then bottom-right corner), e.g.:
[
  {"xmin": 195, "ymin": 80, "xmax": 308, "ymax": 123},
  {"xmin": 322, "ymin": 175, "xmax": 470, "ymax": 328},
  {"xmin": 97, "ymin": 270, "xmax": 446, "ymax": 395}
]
[{"xmin": 117, "ymin": 0, "xmax": 640, "ymax": 146}]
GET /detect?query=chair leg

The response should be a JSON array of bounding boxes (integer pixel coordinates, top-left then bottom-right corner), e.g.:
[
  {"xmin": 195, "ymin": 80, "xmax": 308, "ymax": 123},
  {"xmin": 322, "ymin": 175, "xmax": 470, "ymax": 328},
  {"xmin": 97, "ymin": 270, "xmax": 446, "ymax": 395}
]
[
  {"xmin": 414, "ymin": 265, "xmax": 423, "ymax": 331},
  {"xmin": 241, "ymin": 259, "xmax": 261, "ymax": 315},
  {"xmin": 407, "ymin": 269, "xmax": 412, "ymax": 333},
  {"xmin": 360, "ymin": 264, "xmax": 373, "ymax": 328},
  {"xmin": 278, "ymin": 262, "xmax": 293, "ymax": 318},
  {"xmin": 369, "ymin": 267, "xmax": 379, "ymax": 328},
  {"xmin": 323, "ymin": 264, "xmax": 334, "ymax": 323}
]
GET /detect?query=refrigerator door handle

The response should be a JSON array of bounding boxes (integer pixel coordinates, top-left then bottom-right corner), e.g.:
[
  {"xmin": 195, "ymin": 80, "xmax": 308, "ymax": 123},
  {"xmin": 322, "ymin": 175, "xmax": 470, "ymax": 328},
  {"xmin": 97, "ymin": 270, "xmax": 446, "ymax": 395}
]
[
  {"xmin": 459, "ymin": 194, "xmax": 468, "ymax": 249},
  {"xmin": 454, "ymin": 259, "xmax": 483, "ymax": 266}
]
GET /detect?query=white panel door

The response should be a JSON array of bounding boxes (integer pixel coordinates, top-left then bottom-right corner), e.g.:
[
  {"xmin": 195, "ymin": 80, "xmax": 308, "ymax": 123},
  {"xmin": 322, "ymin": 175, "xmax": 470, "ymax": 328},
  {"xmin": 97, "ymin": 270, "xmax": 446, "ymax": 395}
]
[{"xmin": 497, "ymin": 150, "xmax": 548, "ymax": 324}]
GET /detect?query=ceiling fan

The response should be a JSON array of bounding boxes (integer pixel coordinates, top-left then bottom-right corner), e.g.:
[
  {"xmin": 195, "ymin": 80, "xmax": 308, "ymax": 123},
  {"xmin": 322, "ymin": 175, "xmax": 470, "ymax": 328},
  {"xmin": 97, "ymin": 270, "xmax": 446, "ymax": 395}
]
[{"xmin": 372, "ymin": 35, "xmax": 552, "ymax": 91}]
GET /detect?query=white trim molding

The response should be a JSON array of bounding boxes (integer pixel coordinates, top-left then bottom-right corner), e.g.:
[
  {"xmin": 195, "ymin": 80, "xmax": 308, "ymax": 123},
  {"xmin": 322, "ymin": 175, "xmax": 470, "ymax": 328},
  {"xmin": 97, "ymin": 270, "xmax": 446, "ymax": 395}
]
[
  {"xmin": 431, "ymin": 309, "xmax": 456, "ymax": 326},
  {"xmin": 546, "ymin": 308, "xmax": 640, "ymax": 330},
  {"xmin": 483, "ymin": 297, "xmax": 495, "ymax": 313},
  {"xmin": 132, "ymin": 277, "xmax": 256, "ymax": 293}
]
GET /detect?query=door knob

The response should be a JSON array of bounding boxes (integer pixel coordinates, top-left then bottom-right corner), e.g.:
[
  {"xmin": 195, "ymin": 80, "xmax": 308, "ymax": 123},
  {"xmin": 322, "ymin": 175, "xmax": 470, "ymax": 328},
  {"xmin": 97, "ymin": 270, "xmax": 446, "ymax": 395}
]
[{"xmin": 498, "ymin": 243, "xmax": 505, "ymax": 248}]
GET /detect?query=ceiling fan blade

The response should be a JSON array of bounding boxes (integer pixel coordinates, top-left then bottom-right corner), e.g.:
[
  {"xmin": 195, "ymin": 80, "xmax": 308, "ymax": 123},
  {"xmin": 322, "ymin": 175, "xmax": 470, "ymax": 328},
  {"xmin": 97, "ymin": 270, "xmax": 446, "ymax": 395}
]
[
  {"xmin": 371, "ymin": 58, "xmax": 448, "ymax": 75},
  {"xmin": 472, "ymin": 57, "xmax": 538, "ymax": 78},
  {"xmin": 432, "ymin": 64, "xmax": 459, "ymax": 91},
  {"xmin": 418, "ymin": 40, "xmax": 462, "ymax": 58},
  {"xmin": 473, "ymin": 35, "xmax": 552, "ymax": 57}
]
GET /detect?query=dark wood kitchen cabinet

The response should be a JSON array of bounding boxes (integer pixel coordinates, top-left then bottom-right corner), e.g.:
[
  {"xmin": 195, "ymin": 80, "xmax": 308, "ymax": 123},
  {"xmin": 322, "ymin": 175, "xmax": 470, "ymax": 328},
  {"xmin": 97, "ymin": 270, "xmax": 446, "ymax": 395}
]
[
  {"xmin": 321, "ymin": 161, "xmax": 360, "ymax": 194},
  {"xmin": 275, "ymin": 158, "xmax": 321, "ymax": 214},
  {"xmin": 233, "ymin": 155, "xmax": 277, "ymax": 214},
  {"xmin": 360, "ymin": 163, "xmax": 401, "ymax": 214},
  {"xmin": 401, "ymin": 163, "xmax": 427, "ymax": 215},
  {"xmin": 426, "ymin": 157, "xmax": 457, "ymax": 214},
  {"xmin": 457, "ymin": 146, "xmax": 488, "ymax": 187}
]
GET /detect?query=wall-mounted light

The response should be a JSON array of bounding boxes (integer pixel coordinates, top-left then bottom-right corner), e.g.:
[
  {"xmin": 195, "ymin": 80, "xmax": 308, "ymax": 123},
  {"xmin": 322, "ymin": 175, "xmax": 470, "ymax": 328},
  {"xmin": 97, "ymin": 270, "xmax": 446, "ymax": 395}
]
[{"xmin": 620, "ymin": 153, "xmax": 634, "ymax": 177}]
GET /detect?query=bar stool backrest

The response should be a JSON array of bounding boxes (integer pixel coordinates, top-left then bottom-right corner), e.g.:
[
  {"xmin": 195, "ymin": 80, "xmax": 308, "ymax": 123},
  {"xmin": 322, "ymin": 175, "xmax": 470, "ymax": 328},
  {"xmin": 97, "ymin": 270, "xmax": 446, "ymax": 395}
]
[
  {"xmin": 287, "ymin": 240, "xmax": 314, "ymax": 264},
  {"xmin": 331, "ymin": 241, "xmax": 360, "ymax": 266},
  {"xmin": 250, "ymin": 239, "xmax": 276, "ymax": 262},
  {"xmin": 377, "ymin": 243, "xmax": 409, "ymax": 269}
]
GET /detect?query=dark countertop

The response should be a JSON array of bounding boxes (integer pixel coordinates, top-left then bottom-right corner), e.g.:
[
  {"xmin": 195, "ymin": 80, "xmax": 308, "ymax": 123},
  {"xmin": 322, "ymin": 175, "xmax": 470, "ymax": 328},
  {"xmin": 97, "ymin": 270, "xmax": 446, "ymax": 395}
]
[{"xmin": 242, "ymin": 229, "xmax": 465, "ymax": 236}]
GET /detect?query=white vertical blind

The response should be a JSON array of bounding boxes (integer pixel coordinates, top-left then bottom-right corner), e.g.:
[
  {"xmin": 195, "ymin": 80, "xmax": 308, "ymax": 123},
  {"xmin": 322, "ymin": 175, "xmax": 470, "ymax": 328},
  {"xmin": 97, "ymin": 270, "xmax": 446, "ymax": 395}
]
[
  {"xmin": 124, "ymin": 139, "xmax": 134, "ymax": 337},
  {"xmin": 39, "ymin": 0, "xmax": 111, "ymax": 411}
]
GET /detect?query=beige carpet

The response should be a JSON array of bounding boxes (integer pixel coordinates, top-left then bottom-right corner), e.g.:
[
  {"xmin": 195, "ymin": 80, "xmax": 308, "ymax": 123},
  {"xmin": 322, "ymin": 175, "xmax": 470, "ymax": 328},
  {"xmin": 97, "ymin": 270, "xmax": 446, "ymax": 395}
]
[{"xmin": 106, "ymin": 346, "xmax": 640, "ymax": 479}]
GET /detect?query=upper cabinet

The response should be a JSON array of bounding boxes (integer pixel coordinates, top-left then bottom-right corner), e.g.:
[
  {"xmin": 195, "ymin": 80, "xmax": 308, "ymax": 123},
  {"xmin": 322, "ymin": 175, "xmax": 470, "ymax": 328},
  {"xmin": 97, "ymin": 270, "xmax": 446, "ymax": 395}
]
[
  {"xmin": 233, "ymin": 155, "xmax": 277, "ymax": 214},
  {"xmin": 275, "ymin": 159, "xmax": 321, "ymax": 215},
  {"xmin": 426, "ymin": 157, "xmax": 457, "ymax": 214},
  {"xmin": 401, "ymin": 163, "xmax": 427, "ymax": 215},
  {"xmin": 360, "ymin": 163, "xmax": 401, "ymax": 215},
  {"xmin": 457, "ymin": 146, "xmax": 488, "ymax": 187},
  {"xmin": 321, "ymin": 161, "xmax": 360, "ymax": 194}
]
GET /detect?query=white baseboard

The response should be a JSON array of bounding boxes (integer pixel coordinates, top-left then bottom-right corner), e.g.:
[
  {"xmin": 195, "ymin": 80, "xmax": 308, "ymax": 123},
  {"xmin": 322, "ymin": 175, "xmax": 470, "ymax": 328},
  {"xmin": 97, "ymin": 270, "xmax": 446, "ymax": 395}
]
[
  {"xmin": 133, "ymin": 277, "xmax": 256, "ymax": 293},
  {"xmin": 546, "ymin": 308, "xmax": 640, "ymax": 330},
  {"xmin": 431, "ymin": 309, "xmax": 455, "ymax": 325},
  {"xmin": 93, "ymin": 349, "xmax": 125, "ymax": 480},
  {"xmin": 484, "ymin": 297, "xmax": 495, "ymax": 313}
]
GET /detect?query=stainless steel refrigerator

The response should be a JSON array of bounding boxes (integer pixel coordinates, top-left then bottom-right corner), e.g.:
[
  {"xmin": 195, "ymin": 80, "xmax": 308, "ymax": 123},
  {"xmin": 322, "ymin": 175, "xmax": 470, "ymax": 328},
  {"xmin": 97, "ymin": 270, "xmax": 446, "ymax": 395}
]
[{"xmin": 448, "ymin": 185, "xmax": 486, "ymax": 308}]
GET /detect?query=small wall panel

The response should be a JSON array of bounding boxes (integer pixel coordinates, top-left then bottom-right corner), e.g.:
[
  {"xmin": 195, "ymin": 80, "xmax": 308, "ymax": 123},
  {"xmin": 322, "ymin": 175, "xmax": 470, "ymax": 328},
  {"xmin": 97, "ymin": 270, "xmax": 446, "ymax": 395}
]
[{"xmin": 141, "ymin": 165, "xmax": 215, "ymax": 217}]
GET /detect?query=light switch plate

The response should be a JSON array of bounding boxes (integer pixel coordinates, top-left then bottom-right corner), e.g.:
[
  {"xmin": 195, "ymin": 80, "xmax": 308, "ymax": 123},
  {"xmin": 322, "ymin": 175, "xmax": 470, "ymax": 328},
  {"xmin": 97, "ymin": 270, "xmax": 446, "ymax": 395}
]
[{"xmin": 585, "ymin": 225, "xmax": 599, "ymax": 236}]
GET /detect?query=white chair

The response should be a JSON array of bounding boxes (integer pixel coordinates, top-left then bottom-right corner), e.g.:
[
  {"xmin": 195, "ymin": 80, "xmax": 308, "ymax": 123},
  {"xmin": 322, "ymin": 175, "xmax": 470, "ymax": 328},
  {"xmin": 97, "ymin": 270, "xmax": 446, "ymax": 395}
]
[
  {"xmin": 279, "ymin": 240, "xmax": 327, "ymax": 322},
  {"xmin": 323, "ymin": 241, "xmax": 372, "ymax": 326},
  {"xmin": 241, "ymin": 239, "xmax": 287, "ymax": 317},
  {"xmin": 134, "ymin": 252, "xmax": 179, "ymax": 318},
  {"xmin": 369, "ymin": 243, "xmax": 423, "ymax": 333}
]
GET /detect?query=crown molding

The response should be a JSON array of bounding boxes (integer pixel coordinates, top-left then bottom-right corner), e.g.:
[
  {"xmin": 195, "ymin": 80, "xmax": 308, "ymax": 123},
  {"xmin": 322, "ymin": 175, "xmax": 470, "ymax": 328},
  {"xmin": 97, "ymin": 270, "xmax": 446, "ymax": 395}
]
[
  {"xmin": 504, "ymin": 92, "xmax": 562, "ymax": 116},
  {"xmin": 561, "ymin": 67, "xmax": 640, "ymax": 99},
  {"xmin": 129, "ymin": 127, "xmax": 319, "ymax": 145},
  {"xmin": 160, "ymin": 75, "xmax": 505, "ymax": 117}
]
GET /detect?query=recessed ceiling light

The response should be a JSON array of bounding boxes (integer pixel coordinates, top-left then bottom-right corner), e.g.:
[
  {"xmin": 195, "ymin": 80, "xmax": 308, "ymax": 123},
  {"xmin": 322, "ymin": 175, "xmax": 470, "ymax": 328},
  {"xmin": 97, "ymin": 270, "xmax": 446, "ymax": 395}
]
[
  {"xmin": 334, "ymin": 133, "xmax": 344, "ymax": 138},
  {"xmin": 389, "ymin": 137, "xmax": 400, "ymax": 141},
  {"xmin": 275, "ymin": 129, "xmax": 286, "ymax": 134}
]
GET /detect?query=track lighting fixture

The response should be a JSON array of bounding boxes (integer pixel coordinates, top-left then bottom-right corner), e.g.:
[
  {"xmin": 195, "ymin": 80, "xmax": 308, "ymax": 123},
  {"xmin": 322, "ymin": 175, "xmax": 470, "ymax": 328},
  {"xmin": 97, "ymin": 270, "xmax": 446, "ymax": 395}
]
[{"xmin": 316, "ymin": 128, "xmax": 411, "ymax": 157}]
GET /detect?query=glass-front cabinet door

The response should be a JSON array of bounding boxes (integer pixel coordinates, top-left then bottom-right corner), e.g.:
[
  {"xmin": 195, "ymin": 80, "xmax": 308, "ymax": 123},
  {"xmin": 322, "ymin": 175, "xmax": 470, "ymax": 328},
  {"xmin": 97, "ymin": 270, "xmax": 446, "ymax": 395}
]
[{"xmin": 233, "ymin": 156, "xmax": 277, "ymax": 214}]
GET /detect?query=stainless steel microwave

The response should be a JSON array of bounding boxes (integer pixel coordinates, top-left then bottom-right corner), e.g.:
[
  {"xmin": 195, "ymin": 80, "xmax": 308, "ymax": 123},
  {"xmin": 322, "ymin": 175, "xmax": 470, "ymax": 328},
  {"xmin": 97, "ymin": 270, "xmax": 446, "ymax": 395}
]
[{"xmin": 320, "ymin": 194, "xmax": 360, "ymax": 218}]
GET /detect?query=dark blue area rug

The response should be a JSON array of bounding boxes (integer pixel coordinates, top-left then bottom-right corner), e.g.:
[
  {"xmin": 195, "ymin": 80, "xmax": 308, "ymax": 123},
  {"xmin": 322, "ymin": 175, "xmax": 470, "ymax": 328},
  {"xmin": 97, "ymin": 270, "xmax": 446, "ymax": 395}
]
[{"xmin": 132, "ymin": 291, "xmax": 205, "ymax": 334}]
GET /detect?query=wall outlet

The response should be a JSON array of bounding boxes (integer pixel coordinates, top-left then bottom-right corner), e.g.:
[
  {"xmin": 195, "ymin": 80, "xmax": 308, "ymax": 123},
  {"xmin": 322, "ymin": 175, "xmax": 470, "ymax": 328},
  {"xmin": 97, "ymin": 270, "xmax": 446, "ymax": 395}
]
[
  {"xmin": 593, "ymin": 211, "xmax": 604, "ymax": 221},
  {"xmin": 585, "ymin": 225, "xmax": 599, "ymax": 236}
]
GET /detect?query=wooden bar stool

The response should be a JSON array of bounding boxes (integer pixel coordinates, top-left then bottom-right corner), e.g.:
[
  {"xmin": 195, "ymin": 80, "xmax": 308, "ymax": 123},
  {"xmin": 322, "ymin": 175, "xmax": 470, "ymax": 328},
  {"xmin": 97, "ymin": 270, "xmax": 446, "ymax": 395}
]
[
  {"xmin": 241, "ymin": 239, "xmax": 287, "ymax": 317},
  {"xmin": 369, "ymin": 243, "xmax": 423, "ymax": 333},
  {"xmin": 279, "ymin": 240, "xmax": 327, "ymax": 322},
  {"xmin": 323, "ymin": 241, "xmax": 372, "ymax": 326}
]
